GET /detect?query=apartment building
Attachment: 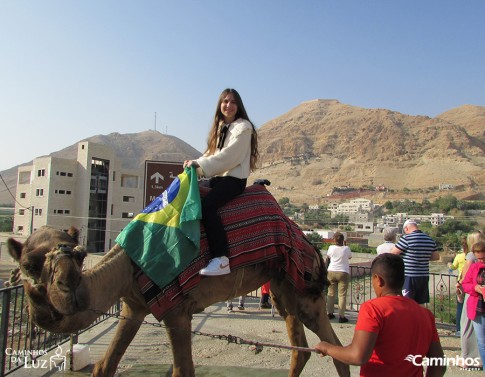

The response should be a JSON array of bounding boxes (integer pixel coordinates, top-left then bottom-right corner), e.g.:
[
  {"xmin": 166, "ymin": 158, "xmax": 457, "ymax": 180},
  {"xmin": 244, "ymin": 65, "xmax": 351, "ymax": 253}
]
[
  {"xmin": 14, "ymin": 141, "xmax": 145, "ymax": 253},
  {"xmin": 381, "ymin": 212, "xmax": 452, "ymax": 228},
  {"xmin": 328, "ymin": 198, "xmax": 374, "ymax": 218}
]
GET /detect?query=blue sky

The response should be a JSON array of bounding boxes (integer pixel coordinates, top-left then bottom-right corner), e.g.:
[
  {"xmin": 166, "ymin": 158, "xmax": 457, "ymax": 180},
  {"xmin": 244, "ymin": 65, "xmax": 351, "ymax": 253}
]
[{"xmin": 1, "ymin": 1, "xmax": 484, "ymax": 171}]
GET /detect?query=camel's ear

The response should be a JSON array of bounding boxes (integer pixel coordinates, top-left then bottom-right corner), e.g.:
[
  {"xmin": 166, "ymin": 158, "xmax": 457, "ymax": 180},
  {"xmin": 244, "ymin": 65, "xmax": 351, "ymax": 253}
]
[
  {"xmin": 7, "ymin": 238, "xmax": 23, "ymax": 261},
  {"xmin": 67, "ymin": 226, "xmax": 79, "ymax": 243}
]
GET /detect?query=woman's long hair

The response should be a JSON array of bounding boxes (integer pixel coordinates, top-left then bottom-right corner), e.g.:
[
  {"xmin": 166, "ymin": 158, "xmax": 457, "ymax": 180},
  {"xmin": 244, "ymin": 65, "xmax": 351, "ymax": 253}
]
[{"xmin": 205, "ymin": 88, "xmax": 259, "ymax": 171}]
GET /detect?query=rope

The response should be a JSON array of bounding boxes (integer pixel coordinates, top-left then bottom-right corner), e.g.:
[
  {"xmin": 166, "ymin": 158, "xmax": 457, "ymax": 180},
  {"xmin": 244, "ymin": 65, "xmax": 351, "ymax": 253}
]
[{"xmin": 88, "ymin": 309, "xmax": 319, "ymax": 354}]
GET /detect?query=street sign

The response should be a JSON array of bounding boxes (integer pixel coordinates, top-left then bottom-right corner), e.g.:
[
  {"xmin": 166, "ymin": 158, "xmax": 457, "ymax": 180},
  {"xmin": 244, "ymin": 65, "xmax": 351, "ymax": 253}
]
[{"xmin": 144, "ymin": 161, "xmax": 184, "ymax": 207}]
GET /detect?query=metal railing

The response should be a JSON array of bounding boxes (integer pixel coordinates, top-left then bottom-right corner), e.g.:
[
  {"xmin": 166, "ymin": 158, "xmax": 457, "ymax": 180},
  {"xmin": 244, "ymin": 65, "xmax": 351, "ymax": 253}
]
[
  {"xmin": 1, "ymin": 267, "xmax": 457, "ymax": 376},
  {"xmin": 348, "ymin": 265, "xmax": 457, "ymax": 328},
  {"xmin": 0, "ymin": 284, "xmax": 120, "ymax": 377}
]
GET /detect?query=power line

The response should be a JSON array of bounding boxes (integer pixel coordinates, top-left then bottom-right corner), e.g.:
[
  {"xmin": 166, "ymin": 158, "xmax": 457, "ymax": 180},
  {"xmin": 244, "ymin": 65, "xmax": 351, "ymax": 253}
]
[{"xmin": 0, "ymin": 173, "xmax": 30, "ymax": 210}]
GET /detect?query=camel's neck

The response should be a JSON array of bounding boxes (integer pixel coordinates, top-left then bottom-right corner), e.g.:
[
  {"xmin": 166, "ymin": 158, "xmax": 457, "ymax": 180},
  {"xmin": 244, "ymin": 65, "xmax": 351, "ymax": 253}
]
[{"xmin": 54, "ymin": 245, "xmax": 135, "ymax": 332}]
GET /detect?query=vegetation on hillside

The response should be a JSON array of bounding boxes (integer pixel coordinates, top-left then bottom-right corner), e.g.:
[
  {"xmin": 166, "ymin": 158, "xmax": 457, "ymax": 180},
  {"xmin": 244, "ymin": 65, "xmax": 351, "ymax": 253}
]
[{"xmin": 281, "ymin": 195, "xmax": 484, "ymax": 253}]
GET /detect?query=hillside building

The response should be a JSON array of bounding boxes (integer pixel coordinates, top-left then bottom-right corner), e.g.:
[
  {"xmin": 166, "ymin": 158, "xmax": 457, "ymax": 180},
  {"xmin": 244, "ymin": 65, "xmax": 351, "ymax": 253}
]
[
  {"xmin": 13, "ymin": 141, "xmax": 145, "ymax": 253},
  {"xmin": 381, "ymin": 212, "xmax": 453, "ymax": 228},
  {"xmin": 328, "ymin": 198, "xmax": 374, "ymax": 218}
]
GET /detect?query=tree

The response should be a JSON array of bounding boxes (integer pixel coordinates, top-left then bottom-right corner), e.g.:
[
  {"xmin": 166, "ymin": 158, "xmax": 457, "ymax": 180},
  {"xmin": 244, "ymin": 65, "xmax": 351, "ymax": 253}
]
[{"xmin": 278, "ymin": 197, "xmax": 290, "ymax": 206}]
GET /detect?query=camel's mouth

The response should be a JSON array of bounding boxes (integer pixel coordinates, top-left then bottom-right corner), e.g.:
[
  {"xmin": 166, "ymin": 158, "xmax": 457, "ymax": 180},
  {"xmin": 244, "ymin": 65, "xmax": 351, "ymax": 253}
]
[
  {"xmin": 24, "ymin": 281, "xmax": 65, "ymax": 330},
  {"xmin": 21, "ymin": 244, "xmax": 90, "ymax": 327}
]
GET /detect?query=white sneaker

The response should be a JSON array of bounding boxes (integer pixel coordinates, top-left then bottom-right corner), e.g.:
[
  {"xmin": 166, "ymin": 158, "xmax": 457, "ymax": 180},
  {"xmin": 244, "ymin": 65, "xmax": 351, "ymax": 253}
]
[{"xmin": 199, "ymin": 256, "xmax": 231, "ymax": 276}]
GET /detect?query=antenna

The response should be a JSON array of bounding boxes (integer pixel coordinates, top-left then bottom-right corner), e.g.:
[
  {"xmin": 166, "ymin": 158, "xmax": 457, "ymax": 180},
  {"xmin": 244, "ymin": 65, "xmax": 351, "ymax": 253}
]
[{"xmin": 154, "ymin": 112, "xmax": 157, "ymax": 131}]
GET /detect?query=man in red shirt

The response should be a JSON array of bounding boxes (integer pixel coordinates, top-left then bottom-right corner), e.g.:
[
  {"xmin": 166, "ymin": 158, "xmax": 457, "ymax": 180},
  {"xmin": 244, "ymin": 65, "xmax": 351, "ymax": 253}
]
[{"xmin": 314, "ymin": 253, "xmax": 446, "ymax": 377}]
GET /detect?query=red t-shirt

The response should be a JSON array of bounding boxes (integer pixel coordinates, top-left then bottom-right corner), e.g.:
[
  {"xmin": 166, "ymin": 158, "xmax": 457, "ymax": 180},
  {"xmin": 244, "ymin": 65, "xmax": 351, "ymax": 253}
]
[{"xmin": 355, "ymin": 295, "xmax": 439, "ymax": 377}]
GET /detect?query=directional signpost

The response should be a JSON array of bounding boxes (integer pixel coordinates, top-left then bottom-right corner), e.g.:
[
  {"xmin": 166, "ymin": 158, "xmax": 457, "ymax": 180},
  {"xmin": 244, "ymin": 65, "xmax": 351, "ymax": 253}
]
[{"xmin": 144, "ymin": 161, "xmax": 184, "ymax": 207}]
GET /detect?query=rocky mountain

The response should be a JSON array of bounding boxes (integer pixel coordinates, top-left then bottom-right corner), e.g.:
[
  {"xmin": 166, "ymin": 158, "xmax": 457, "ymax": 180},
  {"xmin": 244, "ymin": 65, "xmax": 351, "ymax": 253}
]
[
  {"xmin": 1, "ymin": 101, "xmax": 484, "ymax": 206},
  {"xmin": 253, "ymin": 100, "xmax": 485, "ymax": 204}
]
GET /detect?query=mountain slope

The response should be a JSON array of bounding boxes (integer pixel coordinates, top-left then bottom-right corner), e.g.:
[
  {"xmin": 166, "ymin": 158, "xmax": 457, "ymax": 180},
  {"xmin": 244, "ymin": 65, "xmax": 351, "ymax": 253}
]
[{"xmin": 253, "ymin": 100, "xmax": 485, "ymax": 203}]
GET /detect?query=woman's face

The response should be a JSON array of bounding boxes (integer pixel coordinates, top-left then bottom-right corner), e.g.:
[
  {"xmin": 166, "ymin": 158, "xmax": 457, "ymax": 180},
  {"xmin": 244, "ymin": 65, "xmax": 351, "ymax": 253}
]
[
  {"xmin": 220, "ymin": 93, "xmax": 238, "ymax": 123},
  {"xmin": 474, "ymin": 251, "xmax": 485, "ymax": 265}
]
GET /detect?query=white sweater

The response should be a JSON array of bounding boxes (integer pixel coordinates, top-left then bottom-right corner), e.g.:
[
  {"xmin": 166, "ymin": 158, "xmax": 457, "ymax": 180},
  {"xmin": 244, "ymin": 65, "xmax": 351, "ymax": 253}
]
[{"xmin": 196, "ymin": 118, "xmax": 253, "ymax": 179}]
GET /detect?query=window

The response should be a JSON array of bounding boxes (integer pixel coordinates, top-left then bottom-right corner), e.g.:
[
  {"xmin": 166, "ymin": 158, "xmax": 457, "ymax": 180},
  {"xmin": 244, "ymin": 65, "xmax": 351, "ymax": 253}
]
[
  {"xmin": 60, "ymin": 172, "xmax": 66, "ymax": 176},
  {"xmin": 121, "ymin": 174, "xmax": 138, "ymax": 188},
  {"xmin": 123, "ymin": 195, "xmax": 135, "ymax": 203},
  {"xmin": 18, "ymin": 171, "xmax": 31, "ymax": 184},
  {"xmin": 37, "ymin": 169, "xmax": 46, "ymax": 177},
  {"xmin": 65, "ymin": 209, "xmax": 70, "ymax": 215},
  {"xmin": 67, "ymin": 190, "xmax": 71, "ymax": 195},
  {"xmin": 20, "ymin": 192, "xmax": 26, "ymax": 198},
  {"xmin": 35, "ymin": 188, "xmax": 44, "ymax": 197},
  {"xmin": 17, "ymin": 226, "xmax": 24, "ymax": 233},
  {"xmin": 67, "ymin": 173, "xmax": 73, "ymax": 177},
  {"xmin": 19, "ymin": 209, "xmax": 25, "ymax": 215},
  {"xmin": 34, "ymin": 208, "xmax": 43, "ymax": 216},
  {"xmin": 59, "ymin": 190, "xmax": 65, "ymax": 194},
  {"xmin": 122, "ymin": 212, "xmax": 134, "ymax": 219}
]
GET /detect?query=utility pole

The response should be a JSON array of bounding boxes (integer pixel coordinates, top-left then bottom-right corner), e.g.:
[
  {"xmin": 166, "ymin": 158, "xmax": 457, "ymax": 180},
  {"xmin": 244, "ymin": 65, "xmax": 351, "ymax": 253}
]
[
  {"xmin": 154, "ymin": 112, "xmax": 157, "ymax": 131},
  {"xmin": 30, "ymin": 206, "xmax": 34, "ymax": 235}
]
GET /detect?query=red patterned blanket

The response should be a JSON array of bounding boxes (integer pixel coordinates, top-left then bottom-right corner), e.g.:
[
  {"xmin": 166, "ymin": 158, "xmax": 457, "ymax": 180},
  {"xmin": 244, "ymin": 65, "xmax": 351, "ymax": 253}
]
[{"xmin": 133, "ymin": 184, "xmax": 321, "ymax": 321}]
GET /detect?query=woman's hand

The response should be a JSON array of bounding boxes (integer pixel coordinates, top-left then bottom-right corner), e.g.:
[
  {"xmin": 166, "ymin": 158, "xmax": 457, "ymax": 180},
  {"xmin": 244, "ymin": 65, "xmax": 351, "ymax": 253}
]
[{"xmin": 183, "ymin": 160, "xmax": 199, "ymax": 168}]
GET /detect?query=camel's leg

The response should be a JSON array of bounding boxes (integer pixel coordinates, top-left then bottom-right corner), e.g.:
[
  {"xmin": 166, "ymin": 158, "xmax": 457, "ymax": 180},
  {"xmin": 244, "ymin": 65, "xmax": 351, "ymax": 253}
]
[
  {"xmin": 163, "ymin": 307, "xmax": 194, "ymax": 377},
  {"xmin": 93, "ymin": 301, "xmax": 147, "ymax": 377},
  {"xmin": 271, "ymin": 282, "xmax": 310, "ymax": 377},
  {"xmin": 295, "ymin": 293, "xmax": 350, "ymax": 377}
]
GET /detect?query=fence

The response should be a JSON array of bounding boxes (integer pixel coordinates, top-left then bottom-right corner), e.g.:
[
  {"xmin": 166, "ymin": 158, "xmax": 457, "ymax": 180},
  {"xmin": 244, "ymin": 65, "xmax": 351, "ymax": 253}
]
[
  {"xmin": 348, "ymin": 265, "xmax": 457, "ymax": 328},
  {"xmin": 1, "ymin": 268, "xmax": 456, "ymax": 376},
  {"xmin": 0, "ymin": 284, "xmax": 120, "ymax": 377}
]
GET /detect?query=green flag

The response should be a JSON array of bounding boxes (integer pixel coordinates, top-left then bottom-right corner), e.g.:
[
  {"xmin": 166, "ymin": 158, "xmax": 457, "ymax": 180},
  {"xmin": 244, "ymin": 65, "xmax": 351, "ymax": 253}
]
[{"xmin": 116, "ymin": 166, "xmax": 202, "ymax": 289}]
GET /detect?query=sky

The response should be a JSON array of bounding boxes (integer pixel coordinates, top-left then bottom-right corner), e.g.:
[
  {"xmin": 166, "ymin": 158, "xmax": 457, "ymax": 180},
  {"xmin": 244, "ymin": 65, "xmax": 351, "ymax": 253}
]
[{"xmin": 1, "ymin": 0, "xmax": 484, "ymax": 172}]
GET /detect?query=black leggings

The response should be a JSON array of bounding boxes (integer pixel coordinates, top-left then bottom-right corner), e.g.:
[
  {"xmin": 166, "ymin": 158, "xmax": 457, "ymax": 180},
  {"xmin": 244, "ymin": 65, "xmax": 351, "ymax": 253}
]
[{"xmin": 202, "ymin": 176, "xmax": 247, "ymax": 258}]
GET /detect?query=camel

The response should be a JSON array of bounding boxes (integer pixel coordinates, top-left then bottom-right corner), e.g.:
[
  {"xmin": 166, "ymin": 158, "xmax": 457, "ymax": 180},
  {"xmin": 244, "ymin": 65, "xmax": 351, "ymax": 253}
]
[{"xmin": 8, "ymin": 221, "xmax": 350, "ymax": 377}]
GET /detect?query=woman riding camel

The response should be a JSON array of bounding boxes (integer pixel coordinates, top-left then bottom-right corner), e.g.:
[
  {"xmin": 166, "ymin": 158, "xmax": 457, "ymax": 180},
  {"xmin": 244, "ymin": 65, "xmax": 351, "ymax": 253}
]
[{"xmin": 184, "ymin": 88, "xmax": 258, "ymax": 276}]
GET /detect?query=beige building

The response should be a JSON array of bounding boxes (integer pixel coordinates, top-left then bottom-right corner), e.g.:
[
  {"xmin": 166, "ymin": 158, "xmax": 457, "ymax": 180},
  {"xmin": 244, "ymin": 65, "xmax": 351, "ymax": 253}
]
[
  {"xmin": 328, "ymin": 198, "xmax": 374, "ymax": 218},
  {"xmin": 14, "ymin": 141, "xmax": 149, "ymax": 253}
]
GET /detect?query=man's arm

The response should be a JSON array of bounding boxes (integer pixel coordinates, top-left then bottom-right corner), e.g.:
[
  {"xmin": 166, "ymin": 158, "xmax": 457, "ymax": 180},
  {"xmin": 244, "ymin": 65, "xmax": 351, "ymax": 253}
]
[
  {"xmin": 390, "ymin": 246, "xmax": 402, "ymax": 255},
  {"xmin": 314, "ymin": 330, "xmax": 378, "ymax": 366},
  {"xmin": 425, "ymin": 341, "xmax": 446, "ymax": 377}
]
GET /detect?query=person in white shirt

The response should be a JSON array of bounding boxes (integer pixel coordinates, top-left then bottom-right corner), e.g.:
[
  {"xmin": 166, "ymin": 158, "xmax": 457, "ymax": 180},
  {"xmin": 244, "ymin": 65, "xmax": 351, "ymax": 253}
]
[
  {"xmin": 184, "ymin": 88, "xmax": 258, "ymax": 276},
  {"xmin": 326, "ymin": 232, "xmax": 352, "ymax": 323},
  {"xmin": 376, "ymin": 227, "xmax": 397, "ymax": 255}
]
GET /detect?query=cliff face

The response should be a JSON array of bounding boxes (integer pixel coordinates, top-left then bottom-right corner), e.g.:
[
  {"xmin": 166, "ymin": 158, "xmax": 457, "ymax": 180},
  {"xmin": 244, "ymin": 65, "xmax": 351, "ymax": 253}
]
[{"xmin": 253, "ymin": 100, "xmax": 485, "ymax": 204}]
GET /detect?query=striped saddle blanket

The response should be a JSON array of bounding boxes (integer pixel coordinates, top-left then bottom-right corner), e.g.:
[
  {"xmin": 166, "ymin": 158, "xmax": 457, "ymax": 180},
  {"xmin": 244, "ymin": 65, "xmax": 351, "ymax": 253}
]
[{"xmin": 133, "ymin": 184, "xmax": 321, "ymax": 321}]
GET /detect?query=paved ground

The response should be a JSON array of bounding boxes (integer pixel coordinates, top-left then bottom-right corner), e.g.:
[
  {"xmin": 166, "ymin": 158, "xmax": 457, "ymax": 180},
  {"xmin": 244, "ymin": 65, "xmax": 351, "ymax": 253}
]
[
  {"xmin": 5, "ymin": 297, "xmax": 483, "ymax": 377},
  {"xmin": 2, "ymin": 250, "xmax": 482, "ymax": 376}
]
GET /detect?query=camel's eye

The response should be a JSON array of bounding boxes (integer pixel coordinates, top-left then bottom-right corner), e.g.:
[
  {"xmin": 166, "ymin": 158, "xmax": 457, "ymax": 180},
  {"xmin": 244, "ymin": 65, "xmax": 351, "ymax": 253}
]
[{"xmin": 20, "ymin": 252, "xmax": 47, "ymax": 281}]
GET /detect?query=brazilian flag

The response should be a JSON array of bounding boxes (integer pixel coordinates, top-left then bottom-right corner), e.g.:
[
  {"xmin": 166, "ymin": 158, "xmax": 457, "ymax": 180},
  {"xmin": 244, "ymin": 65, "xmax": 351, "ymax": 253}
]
[{"xmin": 116, "ymin": 166, "xmax": 202, "ymax": 289}]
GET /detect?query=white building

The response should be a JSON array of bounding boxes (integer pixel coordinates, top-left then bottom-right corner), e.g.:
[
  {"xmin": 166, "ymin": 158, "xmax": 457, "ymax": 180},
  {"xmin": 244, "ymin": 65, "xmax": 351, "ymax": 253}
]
[
  {"xmin": 380, "ymin": 212, "xmax": 453, "ymax": 228},
  {"xmin": 329, "ymin": 198, "xmax": 374, "ymax": 218},
  {"xmin": 13, "ymin": 141, "xmax": 148, "ymax": 253}
]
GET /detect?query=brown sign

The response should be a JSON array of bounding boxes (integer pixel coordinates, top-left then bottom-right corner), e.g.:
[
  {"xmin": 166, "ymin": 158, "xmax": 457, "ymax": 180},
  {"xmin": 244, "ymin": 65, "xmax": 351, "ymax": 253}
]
[{"xmin": 144, "ymin": 161, "xmax": 184, "ymax": 207}]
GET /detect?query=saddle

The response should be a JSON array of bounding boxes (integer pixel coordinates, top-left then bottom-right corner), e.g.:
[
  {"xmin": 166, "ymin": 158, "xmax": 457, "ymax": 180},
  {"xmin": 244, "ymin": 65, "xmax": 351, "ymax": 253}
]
[{"xmin": 135, "ymin": 182, "xmax": 320, "ymax": 321}]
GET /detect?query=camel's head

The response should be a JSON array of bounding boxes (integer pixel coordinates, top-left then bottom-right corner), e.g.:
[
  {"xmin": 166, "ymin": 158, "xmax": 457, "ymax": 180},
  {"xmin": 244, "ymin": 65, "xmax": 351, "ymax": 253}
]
[{"xmin": 7, "ymin": 226, "xmax": 89, "ymax": 328}]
